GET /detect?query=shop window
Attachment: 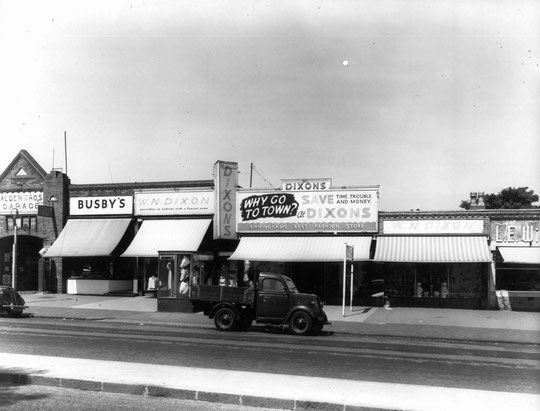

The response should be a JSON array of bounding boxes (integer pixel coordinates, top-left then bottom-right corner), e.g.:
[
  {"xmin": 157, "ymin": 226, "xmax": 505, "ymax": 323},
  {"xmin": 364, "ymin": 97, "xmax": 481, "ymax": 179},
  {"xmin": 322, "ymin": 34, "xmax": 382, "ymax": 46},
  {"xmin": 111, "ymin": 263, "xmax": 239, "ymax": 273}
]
[
  {"xmin": 158, "ymin": 257, "xmax": 177, "ymax": 298},
  {"xmin": 6, "ymin": 217, "xmax": 14, "ymax": 231},
  {"xmin": 448, "ymin": 264, "xmax": 484, "ymax": 299},
  {"xmin": 414, "ymin": 264, "xmax": 448, "ymax": 298},
  {"xmin": 497, "ymin": 268, "xmax": 540, "ymax": 291},
  {"xmin": 5, "ymin": 215, "xmax": 36, "ymax": 230}
]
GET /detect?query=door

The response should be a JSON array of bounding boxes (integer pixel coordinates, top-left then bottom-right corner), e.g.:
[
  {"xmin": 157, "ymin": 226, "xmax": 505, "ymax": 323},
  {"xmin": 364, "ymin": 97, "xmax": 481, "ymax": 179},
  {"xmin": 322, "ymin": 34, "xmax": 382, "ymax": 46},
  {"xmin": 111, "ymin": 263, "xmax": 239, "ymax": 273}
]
[{"xmin": 256, "ymin": 277, "xmax": 290, "ymax": 322}]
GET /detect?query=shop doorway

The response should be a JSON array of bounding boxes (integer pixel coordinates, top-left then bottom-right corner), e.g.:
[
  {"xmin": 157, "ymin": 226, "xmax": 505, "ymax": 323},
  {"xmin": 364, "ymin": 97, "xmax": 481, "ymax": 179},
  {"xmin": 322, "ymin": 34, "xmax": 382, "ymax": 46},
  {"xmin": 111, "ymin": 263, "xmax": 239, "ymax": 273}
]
[{"xmin": 0, "ymin": 235, "xmax": 43, "ymax": 291}]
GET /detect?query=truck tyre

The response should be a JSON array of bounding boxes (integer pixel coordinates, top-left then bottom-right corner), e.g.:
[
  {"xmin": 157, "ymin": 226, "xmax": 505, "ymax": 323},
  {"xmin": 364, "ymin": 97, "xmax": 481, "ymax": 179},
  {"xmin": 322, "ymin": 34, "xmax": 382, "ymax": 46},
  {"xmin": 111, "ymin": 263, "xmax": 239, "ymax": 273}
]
[
  {"xmin": 289, "ymin": 311, "xmax": 312, "ymax": 335},
  {"xmin": 214, "ymin": 307, "xmax": 237, "ymax": 331}
]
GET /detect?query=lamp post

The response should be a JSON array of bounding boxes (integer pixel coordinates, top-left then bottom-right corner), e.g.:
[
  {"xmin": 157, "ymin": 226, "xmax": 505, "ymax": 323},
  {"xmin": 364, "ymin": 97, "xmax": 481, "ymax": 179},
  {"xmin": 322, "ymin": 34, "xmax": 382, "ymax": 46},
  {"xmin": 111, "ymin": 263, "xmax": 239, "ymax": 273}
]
[{"xmin": 11, "ymin": 209, "xmax": 19, "ymax": 289}]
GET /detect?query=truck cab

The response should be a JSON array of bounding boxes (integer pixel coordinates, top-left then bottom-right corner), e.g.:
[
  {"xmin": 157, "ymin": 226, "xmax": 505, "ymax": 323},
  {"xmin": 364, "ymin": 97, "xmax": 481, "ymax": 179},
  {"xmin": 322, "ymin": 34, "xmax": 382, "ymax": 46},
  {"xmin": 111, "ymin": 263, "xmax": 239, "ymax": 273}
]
[{"xmin": 192, "ymin": 272, "xmax": 330, "ymax": 335}]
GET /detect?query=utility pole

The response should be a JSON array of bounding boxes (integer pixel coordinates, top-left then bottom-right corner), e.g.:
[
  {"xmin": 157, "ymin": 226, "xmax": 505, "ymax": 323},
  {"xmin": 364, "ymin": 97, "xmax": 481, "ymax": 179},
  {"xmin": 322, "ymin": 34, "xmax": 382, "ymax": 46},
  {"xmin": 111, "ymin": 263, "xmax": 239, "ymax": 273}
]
[{"xmin": 249, "ymin": 162, "xmax": 253, "ymax": 188}]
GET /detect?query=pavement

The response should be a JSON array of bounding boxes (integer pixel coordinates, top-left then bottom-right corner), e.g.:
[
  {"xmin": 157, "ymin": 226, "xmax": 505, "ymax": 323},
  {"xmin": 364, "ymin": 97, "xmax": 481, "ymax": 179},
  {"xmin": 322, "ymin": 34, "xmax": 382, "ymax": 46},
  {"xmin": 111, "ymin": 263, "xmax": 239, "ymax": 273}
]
[{"xmin": 1, "ymin": 292, "xmax": 540, "ymax": 410}]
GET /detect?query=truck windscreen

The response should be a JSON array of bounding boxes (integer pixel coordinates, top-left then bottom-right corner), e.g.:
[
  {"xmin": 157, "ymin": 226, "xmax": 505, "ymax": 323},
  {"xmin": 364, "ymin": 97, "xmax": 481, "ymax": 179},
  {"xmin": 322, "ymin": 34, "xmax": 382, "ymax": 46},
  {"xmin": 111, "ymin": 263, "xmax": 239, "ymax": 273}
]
[{"xmin": 285, "ymin": 278, "xmax": 298, "ymax": 293}]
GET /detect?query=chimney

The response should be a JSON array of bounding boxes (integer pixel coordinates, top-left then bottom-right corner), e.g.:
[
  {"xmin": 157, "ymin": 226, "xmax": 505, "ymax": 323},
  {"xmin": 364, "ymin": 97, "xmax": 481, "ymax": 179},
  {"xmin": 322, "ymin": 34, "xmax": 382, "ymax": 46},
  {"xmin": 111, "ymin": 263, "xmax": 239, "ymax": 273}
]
[
  {"xmin": 469, "ymin": 192, "xmax": 477, "ymax": 209},
  {"xmin": 469, "ymin": 191, "xmax": 486, "ymax": 210},
  {"xmin": 476, "ymin": 192, "xmax": 485, "ymax": 209}
]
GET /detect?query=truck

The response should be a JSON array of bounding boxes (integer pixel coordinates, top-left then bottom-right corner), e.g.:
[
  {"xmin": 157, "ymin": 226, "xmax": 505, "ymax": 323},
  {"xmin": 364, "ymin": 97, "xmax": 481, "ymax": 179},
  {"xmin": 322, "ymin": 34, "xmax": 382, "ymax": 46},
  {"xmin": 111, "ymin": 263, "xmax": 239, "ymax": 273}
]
[{"xmin": 190, "ymin": 272, "xmax": 330, "ymax": 335}]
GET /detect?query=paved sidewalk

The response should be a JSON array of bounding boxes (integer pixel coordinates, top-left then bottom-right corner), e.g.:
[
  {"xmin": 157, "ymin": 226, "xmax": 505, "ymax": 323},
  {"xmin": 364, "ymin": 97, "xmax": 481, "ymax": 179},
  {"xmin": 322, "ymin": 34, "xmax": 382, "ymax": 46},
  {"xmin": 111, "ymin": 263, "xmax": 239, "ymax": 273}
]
[
  {"xmin": 18, "ymin": 292, "xmax": 540, "ymax": 344},
  {"xmin": 1, "ymin": 353, "xmax": 539, "ymax": 411}
]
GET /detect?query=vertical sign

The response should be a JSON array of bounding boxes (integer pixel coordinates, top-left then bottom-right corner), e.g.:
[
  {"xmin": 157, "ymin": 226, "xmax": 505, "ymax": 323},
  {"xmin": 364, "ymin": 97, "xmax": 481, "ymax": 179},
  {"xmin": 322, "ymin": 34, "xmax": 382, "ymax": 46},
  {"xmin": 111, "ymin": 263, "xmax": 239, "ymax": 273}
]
[
  {"xmin": 343, "ymin": 244, "xmax": 354, "ymax": 317},
  {"xmin": 214, "ymin": 161, "xmax": 238, "ymax": 239}
]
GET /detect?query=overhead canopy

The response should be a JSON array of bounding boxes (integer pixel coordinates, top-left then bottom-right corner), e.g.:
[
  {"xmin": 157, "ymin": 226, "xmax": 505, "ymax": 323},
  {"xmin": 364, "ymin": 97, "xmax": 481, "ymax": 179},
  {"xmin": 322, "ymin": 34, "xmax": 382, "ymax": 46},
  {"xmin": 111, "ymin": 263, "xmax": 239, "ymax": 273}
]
[
  {"xmin": 373, "ymin": 236, "xmax": 492, "ymax": 263},
  {"xmin": 121, "ymin": 219, "xmax": 211, "ymax": 258},
  {"xmin": 498, "ymin": 247, "xmax": 540, "ymax": 264},
  {"xmin": 44, "ymin": 218, "xmax": 131, "ymax": 257},
  {"xmin": 228, "ymin": 236, "xmax": 372, "ymax": 262}
]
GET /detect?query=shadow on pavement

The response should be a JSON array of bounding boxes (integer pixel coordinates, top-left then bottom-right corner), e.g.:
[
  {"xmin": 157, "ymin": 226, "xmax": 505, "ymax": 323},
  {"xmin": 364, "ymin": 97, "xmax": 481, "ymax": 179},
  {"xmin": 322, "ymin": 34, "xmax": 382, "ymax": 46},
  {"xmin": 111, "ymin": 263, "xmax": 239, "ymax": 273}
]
[{"xmin": 0, "ymin": 367, "xmax": 49, "ymax": 407}]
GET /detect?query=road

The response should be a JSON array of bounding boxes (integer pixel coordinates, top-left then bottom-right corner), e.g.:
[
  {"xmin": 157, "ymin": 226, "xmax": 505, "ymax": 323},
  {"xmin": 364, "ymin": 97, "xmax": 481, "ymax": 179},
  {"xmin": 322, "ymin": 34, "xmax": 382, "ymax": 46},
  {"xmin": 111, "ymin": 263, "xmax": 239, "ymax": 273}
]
[{"xmin": 1, "ymin": 316, "xmax": 538, "ymax": 395}]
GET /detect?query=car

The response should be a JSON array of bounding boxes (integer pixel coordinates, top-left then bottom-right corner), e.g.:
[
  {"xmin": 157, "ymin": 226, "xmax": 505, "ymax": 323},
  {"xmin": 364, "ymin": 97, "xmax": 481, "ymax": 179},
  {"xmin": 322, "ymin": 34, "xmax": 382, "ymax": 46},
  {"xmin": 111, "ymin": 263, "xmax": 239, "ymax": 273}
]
[{"xmin": 0, "ymin": 285, "xmax": 27, "ymax": 317}]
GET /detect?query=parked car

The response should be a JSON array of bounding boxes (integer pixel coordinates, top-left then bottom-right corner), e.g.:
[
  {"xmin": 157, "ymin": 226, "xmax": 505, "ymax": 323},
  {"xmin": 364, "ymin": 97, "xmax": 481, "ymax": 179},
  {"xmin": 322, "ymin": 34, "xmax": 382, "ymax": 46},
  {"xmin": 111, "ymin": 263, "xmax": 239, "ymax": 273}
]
[
  {"xmin": 0, "ymin": 285, "xmax": 27, "ymax": 317},
  {"xmin": 191, "ymin": 272, "xmax": 330, "ymax": 335}
]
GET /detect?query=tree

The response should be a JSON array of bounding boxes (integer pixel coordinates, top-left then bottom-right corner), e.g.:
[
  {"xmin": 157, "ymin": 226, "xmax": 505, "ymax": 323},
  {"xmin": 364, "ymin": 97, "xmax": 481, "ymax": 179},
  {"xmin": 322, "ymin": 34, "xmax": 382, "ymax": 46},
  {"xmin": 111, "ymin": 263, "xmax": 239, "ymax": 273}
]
[{"xmin": 460, "ymin": 186, "xmax": 539, "ymax": 210}]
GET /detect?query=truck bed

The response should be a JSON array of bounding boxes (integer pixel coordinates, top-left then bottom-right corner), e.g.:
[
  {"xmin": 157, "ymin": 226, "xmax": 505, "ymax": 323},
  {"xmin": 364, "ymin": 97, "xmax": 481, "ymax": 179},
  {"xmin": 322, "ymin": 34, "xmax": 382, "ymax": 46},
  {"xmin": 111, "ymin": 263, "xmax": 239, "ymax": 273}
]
[{"xmin": 191, "ymin": 284, "xmax": 255, "ymax": 305}]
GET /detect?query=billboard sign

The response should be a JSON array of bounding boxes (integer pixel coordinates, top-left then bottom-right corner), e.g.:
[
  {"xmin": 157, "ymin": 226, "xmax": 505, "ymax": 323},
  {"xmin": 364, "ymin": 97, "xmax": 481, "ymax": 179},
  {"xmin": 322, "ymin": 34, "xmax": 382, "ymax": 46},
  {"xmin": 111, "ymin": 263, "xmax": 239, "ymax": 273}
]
[
  {"xmin": 135, "ymin": 190, "xmax": 214, "ymax": 216},
  {"xmin": 0, "ymin": 191, "xmax": 43, "ymax": 215},
  {"xmin": 383, "ymin": 219, "xmax": 485, "ymax": 234},
  {"xmin": 70, "ymin": 196, "xmax": 133, "ymax": 216},
  {"xmin": 237, "ymin": 187, "xmax": 378, "ymax": 233},
  {"xmin": 491, "ymin": 220, "xmax": 540, "ymax": 246},
  {"xmin": 280, "ymin": 178, "xmax": 332, "ymax": 191},
  {"xmin": 213, "ymin": 161, "xmax": 238, "ymax": 239}
]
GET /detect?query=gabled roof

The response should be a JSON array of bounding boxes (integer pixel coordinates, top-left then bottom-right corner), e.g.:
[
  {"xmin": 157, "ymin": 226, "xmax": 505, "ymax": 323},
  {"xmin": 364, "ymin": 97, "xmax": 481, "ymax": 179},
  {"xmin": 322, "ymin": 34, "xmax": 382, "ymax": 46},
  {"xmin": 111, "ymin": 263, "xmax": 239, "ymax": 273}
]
[{"xmin": 0, "ymin": 149, "xmax": 47, "ymax": 182}]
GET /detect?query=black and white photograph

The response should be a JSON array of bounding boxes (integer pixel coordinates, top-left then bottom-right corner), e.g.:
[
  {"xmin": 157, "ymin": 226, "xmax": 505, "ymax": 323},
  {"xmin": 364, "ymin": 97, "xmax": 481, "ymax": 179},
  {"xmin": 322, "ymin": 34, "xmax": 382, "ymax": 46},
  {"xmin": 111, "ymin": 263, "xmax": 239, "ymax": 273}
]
[{"xmin": 0, "ymin": 1, "xmax": 538, "ymax": 410}]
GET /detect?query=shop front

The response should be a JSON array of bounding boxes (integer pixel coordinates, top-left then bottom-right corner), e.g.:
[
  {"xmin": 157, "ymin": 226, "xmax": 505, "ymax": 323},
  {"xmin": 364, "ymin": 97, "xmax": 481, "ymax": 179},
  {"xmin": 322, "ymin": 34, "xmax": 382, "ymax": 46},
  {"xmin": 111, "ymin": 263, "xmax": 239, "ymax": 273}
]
[
  {"xmin": 121, "ymin": 160, "xmax": 240, "ymax": 312},
  {"xmin": 370, "ymin": 235, "xmax": 492, "ymax": 308},
  {"xmin": 120, "ymin": 212, "xmax": 217, "ymax": 311},
  {"xmin": 491, "ymin": 219, "xmax": 540, "ymax": 311},
  {"xmin": 229, "ymin": 181, "xmax": 379, "ymax": 304},
  {"xmin": 43, "ymin": 196, "xmax": 136, "ymax": 295},
  {"xmin": 370, "ymin": 216, "xmax": 493, "ymax": 309}
]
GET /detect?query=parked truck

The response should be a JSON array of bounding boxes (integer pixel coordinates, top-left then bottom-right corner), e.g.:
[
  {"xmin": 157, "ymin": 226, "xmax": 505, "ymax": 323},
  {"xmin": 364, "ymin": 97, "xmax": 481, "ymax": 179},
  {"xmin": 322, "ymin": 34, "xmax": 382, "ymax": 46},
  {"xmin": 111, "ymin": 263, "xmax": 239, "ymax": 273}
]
[{"xmin": 190, "ymin": 272, "xmax": 330, "ymax": 335}]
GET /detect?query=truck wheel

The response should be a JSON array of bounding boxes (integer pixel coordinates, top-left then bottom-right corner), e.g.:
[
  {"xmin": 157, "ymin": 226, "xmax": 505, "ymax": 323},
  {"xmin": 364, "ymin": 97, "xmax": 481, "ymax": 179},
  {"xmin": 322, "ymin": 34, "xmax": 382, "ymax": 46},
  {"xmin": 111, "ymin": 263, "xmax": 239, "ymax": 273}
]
[
  {"xmin": 214, "ymin": 307, "xmax": 237, "ymax": 331},
  {"xmin": 289, "ymin": 311, "xmax": 312, "ymax": 335}
]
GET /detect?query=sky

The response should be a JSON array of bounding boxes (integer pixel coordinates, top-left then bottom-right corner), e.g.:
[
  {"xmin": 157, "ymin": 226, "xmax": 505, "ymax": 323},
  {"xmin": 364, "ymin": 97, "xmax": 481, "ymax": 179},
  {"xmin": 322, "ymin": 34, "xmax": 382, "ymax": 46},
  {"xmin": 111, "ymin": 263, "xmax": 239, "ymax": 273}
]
[{"xmin": 0, "ymin": 0, "xmax": 538, "ymax": 211}]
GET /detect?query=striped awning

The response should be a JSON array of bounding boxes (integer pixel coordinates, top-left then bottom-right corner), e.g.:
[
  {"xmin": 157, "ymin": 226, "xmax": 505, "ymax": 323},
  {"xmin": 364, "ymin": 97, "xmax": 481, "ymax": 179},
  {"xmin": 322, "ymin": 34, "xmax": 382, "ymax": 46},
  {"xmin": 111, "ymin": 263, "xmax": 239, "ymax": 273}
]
[
  {"xmin": 229, "ymin": 236, "xmax": 372, "ymax": 262},
  {"xmin": 121, "ymin": 219, "xmax": 211, "ymax": 257},
  {"xmin": 373, "ymin": 236, "xmax": 492, "ymax": 263},
  {"xmin": 44, "ymin": 218, "xmax": 132, "ymax": 257},
  {"xmin": 498, "ymin": 247, "xmax": 540, "ymax": 264}
]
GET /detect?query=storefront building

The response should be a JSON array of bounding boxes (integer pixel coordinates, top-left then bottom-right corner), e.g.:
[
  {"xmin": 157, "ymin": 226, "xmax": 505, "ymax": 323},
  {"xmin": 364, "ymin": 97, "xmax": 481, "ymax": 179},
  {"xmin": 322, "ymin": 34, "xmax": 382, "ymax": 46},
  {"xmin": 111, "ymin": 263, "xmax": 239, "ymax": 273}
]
[
  {"xmin": 228, "ymin": 182, "xmax": 539, "ymax": 311},
  {"xmin": 0, "ymin": 148, "xmax": 239, "ymax": 302},
  {"xmin": 42, "ymin": 160, "xmax": 240, "ymax": 312},
  {"xmin": 490, "ymin": 210, "xmax": 540, "ymax": 311},
  {"xmin": 229, "ymin": 179, "xmax": 378, "ymax": 304},
  {"xmin": 369, "ymin": 207, "xmax": 540, "ymax": 311},
  {"xmin": 0, "ymin": 150, "xmax": 68, "ymax": 292},
  {"xmin": 2, "ymin": 151, "xmax": 538, "ymax": 312},
  {"xmin": 370, "ymin": 211, "xmax": 493, "ymax": 309}
]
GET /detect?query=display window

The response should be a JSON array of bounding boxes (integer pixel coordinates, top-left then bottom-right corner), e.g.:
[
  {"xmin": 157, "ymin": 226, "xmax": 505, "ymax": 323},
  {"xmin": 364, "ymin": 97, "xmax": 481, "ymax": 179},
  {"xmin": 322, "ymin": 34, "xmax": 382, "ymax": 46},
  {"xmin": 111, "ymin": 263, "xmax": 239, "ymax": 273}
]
[
  {"xmin": 362, "ymin": 263, "xmax": 487, "ymax": 300},
  {"xmin": 157, "ymin": 253, "xmax": 217, "ymax": 299},
  {"xmin": 496, "ymin": 266, "xmax": 540, "ymax": 291}
]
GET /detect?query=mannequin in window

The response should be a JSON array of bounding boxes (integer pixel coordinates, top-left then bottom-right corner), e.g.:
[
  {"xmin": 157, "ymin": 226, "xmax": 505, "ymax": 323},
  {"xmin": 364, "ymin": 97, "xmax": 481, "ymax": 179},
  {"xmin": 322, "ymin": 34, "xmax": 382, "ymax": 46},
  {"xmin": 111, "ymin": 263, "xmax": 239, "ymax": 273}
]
[
  {"xmin": 148, "ymin": 274, "xmax": 157, "ymax": 290},
  {"xmin": 167, "ymin": 262, "xmax": 173, "ymax": 289},
  {"xmin": 179, "ymin": 256, "xmax": 191, "ymax": 295}
]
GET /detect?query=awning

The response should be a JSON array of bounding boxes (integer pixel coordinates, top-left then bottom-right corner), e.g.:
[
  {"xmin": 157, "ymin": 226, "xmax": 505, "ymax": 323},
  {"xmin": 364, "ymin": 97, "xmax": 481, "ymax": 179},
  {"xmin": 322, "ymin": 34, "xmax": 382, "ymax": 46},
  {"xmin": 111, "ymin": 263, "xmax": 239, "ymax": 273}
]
[
  {"xmin": 121, "ymin": 219, "xmax": 211, "ymax": 257},
  {"xmin": 373, "ymin": 236, "xmax": 492, "ymax": 263},
  {"xmin": 498, "ymin": 247, "xmax": 540, "ymax": 264},
  {"xmin": 229, "ymin": 236, "xmax": 372, "ymax": 262},
  {"xmin": 44, "ymin": 218, "xmax": 132, "ymax": 257}
]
